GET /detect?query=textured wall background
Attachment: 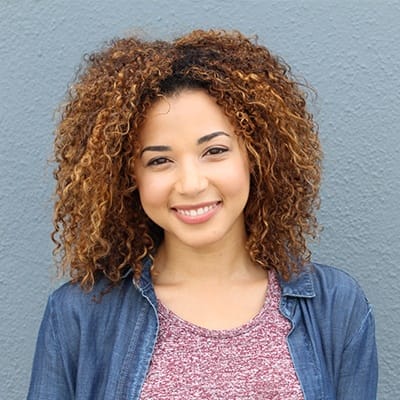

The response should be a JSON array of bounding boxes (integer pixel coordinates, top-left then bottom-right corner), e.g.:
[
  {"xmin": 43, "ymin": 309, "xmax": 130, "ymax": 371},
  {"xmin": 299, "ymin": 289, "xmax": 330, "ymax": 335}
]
[{"xmin": 1, "ymin": 0, "xmax": 399, "ymax": 398}]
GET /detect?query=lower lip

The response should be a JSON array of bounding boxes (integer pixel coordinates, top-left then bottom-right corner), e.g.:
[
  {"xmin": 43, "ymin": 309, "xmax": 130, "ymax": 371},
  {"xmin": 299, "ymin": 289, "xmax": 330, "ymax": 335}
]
[{"xmin": 173, "ymin": 203, "xmax": 221, "ymax": 224}]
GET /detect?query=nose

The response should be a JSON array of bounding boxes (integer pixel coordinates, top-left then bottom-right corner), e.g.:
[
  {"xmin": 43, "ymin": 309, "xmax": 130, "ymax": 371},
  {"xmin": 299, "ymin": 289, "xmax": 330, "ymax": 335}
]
[{"xmin": 174, "ymin": 158, "xmax": 208, "ymax": 196}]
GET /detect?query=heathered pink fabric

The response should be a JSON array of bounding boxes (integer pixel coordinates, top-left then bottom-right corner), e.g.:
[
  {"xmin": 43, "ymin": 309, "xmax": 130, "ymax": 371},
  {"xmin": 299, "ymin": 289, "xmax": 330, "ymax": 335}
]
[{"xmin": 140, "ymin": 272, "xmax": 304, "ymax": 399}]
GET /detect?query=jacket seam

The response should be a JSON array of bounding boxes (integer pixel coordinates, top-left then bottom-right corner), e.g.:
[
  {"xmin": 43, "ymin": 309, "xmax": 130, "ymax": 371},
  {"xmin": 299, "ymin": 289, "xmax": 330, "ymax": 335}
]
[{"xmin": 343, "ymin": 305, "xmax": 373, "ymax": 351}]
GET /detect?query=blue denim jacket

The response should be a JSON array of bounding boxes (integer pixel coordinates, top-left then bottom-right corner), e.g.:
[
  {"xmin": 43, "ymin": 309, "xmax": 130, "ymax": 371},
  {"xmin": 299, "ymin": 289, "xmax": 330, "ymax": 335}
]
[{"xmin": 27, "ymin": 262, "xmax": 378, "ymax": 399}]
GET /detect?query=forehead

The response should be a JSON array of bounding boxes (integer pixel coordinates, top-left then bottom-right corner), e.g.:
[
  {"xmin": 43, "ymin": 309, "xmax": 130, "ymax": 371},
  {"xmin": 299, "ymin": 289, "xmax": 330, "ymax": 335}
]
[{"xmin": 138, "ymin": 89, "xmax": 234, "ymax": 141}]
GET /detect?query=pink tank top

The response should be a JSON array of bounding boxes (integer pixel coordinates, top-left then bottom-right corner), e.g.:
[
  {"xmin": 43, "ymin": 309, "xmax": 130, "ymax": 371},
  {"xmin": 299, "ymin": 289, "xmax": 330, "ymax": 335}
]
[{"xmin": 140, "ymin": 272, "xmax": 304, "ymax": 399}]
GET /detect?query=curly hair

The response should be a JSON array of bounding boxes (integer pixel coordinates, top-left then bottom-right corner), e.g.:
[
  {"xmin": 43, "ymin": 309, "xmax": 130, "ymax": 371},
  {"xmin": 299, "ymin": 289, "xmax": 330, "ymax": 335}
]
[{"xmin": 52, "ymin": 29, "xmax": 322, "ymax": 290}]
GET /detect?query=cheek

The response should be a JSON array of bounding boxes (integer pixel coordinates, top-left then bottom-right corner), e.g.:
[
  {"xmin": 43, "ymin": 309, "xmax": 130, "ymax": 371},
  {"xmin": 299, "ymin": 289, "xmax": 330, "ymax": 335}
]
[
  {"xmin": 233, "ymin": 170, "xmax": 250, "ymax": 201},
  {"xmin": 229, "ymin": 156, "xmax": 250, "ymax": 186},
  {"xmin": 137, "ymin": 175, "xmax": 171, "ymax": 211},
  {"xmin": 222, "ymin": 158, "xmax": 250, "ymax": 195}
]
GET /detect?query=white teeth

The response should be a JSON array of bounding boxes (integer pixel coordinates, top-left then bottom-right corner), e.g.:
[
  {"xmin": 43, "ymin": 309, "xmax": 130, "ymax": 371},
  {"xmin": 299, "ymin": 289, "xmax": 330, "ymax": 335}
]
[{"xmin": 176, "ymin": 204, "xmax": 217, "ymax": 217}]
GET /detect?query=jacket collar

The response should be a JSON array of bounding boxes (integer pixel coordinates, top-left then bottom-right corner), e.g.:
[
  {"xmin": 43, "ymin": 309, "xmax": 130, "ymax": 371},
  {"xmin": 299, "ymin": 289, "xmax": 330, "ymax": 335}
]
[
  {"xmin": 138, "ymin": 257, "xmax": 153, "ymax": 287},
  {"xmin": 279, "ymin": 264, "xmax": 316, "ymax": 298}
]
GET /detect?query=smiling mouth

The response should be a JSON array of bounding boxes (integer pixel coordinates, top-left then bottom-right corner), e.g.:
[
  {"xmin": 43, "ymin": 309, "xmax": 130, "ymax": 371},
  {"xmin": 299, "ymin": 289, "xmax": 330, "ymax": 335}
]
[{"xmin": 172, "ymin": 201, "xmax": 221, "ymax": 217}]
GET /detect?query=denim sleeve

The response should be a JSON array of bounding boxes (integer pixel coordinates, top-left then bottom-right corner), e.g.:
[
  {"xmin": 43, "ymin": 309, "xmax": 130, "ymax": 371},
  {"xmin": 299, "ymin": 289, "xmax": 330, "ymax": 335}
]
[
  {"xmin": 27, "ymin": 296, "xmax": 73, "ymax": 399},
  {"xmin": 336, "ymin": 305, "xmax": 378, "ymax": 399}
]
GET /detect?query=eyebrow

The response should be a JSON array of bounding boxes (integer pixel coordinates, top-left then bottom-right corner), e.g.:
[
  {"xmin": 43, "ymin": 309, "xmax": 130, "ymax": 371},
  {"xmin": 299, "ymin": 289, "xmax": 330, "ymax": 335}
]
[
  {"xmin": 140, "ymin": 131, "xmax": 230, "ymax": 157},
  {"xmin": 197, "ymin": 131, "xmax": 230, "ymax": 145},
  {"xmin": 140, "ymin": 145, "xmax": 171, "ymax": 157}
]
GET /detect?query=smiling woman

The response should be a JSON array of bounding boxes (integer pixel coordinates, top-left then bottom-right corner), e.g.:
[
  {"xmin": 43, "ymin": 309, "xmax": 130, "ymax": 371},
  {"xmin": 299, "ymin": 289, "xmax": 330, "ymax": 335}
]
[{"xmin": 27, "ymin": 29, "xmax": 378, "ymax": 399}]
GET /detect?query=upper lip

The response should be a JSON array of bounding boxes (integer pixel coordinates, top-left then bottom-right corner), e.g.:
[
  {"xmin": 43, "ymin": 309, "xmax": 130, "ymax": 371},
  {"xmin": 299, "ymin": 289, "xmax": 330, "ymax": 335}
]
[{"xmin": 171, "ymin": 201, "xmax": 221, "ymax": 211}]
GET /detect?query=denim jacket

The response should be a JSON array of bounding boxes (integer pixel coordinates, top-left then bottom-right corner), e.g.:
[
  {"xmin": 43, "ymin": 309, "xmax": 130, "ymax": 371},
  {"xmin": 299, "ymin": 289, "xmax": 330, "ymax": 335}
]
[{"xmin": 27, "ymin": 262, "xmax": 378, "ymax": 399}]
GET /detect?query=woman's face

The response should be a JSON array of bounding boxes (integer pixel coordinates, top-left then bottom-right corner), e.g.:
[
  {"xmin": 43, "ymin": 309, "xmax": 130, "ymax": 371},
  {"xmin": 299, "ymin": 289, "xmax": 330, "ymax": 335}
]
[{"xmin": 134, "ymin": 89, "xmax": 250, "ymax": 251}]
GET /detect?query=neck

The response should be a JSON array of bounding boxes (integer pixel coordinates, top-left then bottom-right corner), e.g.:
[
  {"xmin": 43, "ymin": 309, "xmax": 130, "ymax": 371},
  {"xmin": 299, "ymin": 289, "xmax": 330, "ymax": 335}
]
[{"xmin": 153, "ymin": 233, "xmax": 263, "ymax": 285}]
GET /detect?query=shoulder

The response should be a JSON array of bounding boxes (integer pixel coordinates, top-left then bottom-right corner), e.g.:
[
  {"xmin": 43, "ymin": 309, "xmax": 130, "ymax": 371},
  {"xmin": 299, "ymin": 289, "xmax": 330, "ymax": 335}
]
[
  {"xmin": 282, "ymin": 263, "xmax": 370, "ymax": 303},
  {"xmin": 46, "ymin": 275, "xmax": 144, "ymax": 328},
  {"xmin": 312, "ymin": 263, "xmax": 373, "ymax": 325},
  {"xmin": 40, "ymin": 274, "xmax": 156, "ymax": 357},
  {"xmin": 310, "ymin": 263, "xmax": 368, "ymax": 295},
  {"xmin": 309, "ymin": 263, "xmax": 371, "ymax": 308},
  {"xmin": 49, "ymin": 275, "xmax": 129, "ymax": 305},
  {"xmin": 282, "ymin": 263, "xmax": 374, "ymax": 340},
  {"xmin": 281, "ymin": 262, "xmax": 374, "ymax": 323}
]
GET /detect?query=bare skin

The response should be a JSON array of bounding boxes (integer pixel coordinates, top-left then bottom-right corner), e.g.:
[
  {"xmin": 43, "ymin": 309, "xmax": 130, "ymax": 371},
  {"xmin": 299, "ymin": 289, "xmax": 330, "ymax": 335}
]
[{"xmin": 152, "ymin": 231, "xmax": 269, "ymax": 330}]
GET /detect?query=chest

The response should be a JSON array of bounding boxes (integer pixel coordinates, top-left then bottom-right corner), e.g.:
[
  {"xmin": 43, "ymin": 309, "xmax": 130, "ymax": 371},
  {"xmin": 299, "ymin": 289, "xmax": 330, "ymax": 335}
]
[{"xmin": 140, "ymin": 274, "xmax": 304, "ymax": 399}]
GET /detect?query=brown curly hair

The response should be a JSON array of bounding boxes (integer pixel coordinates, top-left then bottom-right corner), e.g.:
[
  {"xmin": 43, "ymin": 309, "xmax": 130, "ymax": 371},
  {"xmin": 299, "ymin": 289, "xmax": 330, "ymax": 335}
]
[{"xmin": 52, "ymin": 29, "xmax": 322, "ymax": 290}]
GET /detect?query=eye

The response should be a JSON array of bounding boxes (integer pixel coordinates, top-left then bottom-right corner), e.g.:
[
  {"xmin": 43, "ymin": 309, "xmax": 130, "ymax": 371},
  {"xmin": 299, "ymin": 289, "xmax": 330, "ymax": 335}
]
[
  {"xmin": 204, "ymin": 146, "xmax": 229, "ymax": 156},
  {"xmin": 146, "ymin": 157, "xmax": 170, "ymax": 167}
]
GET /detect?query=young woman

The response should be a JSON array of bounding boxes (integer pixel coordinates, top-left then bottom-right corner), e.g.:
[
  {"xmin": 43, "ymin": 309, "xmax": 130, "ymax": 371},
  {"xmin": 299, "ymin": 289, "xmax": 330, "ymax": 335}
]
[{"xmin": 28, "ymin": 30, "xmax": 378, "ymax": 399}]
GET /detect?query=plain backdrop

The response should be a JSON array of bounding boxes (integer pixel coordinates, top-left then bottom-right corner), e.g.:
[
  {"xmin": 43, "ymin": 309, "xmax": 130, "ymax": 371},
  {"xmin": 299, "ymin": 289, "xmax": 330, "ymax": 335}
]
[{"xmin": 1, "ymin": 0, "xmax": 399, "ymax": 398}]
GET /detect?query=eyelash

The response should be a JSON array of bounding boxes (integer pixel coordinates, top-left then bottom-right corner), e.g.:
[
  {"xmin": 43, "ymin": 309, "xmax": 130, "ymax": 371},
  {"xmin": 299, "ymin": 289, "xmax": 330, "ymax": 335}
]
[
  {"xmin": 204, "ymin": 146, "xmax": 229, "ymax": 156},
  {"xmin": 145, "ymin": 147, "xmax": 229, "ymax": 167},
  {"xmin": 146, "ymin": 157, "xmax": 170, "ymax": 167}
]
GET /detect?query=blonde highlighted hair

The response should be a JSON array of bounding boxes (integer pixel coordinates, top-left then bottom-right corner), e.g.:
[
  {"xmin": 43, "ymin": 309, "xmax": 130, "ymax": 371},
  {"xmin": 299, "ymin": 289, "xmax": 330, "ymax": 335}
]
[{"xmin": 52, "ymin": 29, "xmax": 322, "ymax": 290}]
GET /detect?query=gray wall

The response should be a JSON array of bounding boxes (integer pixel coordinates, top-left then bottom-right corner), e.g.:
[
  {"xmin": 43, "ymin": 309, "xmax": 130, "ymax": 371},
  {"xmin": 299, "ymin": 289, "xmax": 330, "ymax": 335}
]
[{"xmin": 1, "ymin": 0, "xmax": 399, "ymax": 398}]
